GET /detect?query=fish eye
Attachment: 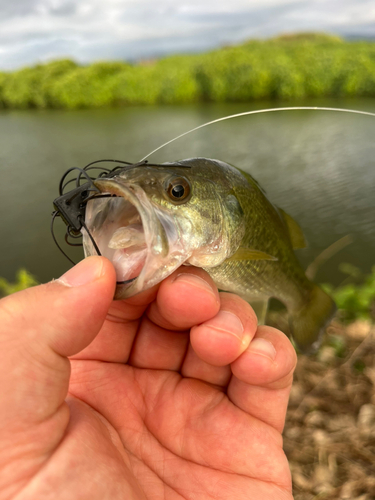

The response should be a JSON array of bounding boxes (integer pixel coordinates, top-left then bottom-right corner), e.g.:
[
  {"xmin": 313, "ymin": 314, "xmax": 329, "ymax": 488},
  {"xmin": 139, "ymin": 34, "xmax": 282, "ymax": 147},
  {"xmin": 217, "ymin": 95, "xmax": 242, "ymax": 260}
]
[{"xmin": 166, "ymin": 177, "xmax": 191, "ymax": 202}]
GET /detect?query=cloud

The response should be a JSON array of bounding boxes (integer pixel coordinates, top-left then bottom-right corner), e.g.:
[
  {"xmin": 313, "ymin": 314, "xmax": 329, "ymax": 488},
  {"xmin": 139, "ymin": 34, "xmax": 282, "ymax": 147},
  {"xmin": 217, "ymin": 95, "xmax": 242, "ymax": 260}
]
[
  {"xmin": 48, "ymin": 2, "xmax": 78, "ymax": 17},
  {"xmin": 0, "ymin": 0, "xmax": 374, "ymax": 70},
  {"xmin": 0, "ymin": 0, "xmax": 41, "ymax": 20}
]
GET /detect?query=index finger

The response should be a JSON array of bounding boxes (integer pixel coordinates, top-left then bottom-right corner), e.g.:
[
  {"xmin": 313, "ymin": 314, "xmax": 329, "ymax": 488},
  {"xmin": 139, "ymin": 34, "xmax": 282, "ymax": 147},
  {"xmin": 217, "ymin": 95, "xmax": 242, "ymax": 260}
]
[
  {"xmin": 127, "ymin": 267, "xmax": 221, "ymax": 370},
  {"xmin": 146, "ymin": 267, "xmax": 220, "ymax": 330}
]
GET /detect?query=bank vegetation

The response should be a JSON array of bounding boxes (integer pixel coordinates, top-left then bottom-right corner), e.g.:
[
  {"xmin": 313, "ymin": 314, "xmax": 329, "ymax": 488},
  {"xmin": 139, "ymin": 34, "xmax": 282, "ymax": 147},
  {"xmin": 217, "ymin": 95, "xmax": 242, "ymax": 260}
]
[{"xmin": 1, "ymin": 34, "xmax": 375, "ymax": 109}]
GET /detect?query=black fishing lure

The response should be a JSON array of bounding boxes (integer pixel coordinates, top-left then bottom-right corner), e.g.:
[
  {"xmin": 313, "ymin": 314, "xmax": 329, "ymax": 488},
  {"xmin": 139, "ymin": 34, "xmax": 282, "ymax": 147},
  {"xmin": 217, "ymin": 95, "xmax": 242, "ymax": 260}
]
[
  {"xmin": 52, "ymin": 159, "xmax": 144, "ymax": 284},
  {"xmin": 52, "ymin": 158, "xmax": 191, "ymax": 284}
]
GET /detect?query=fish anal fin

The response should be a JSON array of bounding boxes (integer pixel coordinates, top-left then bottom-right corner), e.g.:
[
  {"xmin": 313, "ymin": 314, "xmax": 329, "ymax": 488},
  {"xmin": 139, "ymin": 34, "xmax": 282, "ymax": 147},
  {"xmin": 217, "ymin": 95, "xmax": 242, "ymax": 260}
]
[
  {"xmin": 228, "ymin": 247, "xmax": 278, "ymax": 262},
  {"xmin": 250, "ymin": 300, "xmax": 269, "ymax": 325},
  {"xmin": 289, "ymin": 285, "xmax": 336, "ymax": 354},
  {"xmin": 279, "ymin": 208, "xmax": 307, "ymax": 249}
]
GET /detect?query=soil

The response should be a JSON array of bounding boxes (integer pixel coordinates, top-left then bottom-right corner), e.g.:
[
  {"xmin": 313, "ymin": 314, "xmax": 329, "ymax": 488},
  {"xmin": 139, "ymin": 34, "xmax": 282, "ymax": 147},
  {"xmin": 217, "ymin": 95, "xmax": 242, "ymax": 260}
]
[{"xmin": 284, "ymin": 321, "xmax": 375, "ymax": 500}]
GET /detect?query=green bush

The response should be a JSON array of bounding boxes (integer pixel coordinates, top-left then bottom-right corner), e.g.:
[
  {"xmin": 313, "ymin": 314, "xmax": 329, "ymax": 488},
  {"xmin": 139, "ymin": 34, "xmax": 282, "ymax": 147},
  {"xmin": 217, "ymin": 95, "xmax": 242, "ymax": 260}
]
[
  {"xmin": 2, "ymin": 66, "xmax": 45, "ymax": 108},
  {"xmin": 111, "ymin": 65, "xmax": 162, "ymax": 105},
  {"xmin": 195, "ymin": 44, "xmax": 276, "ymax": 101},
  {"xmin": 1, "ymin": 60, "xmax": 78, "ymax": 108},
  {"xmin": 2, "ymin": 34, "xmax": 375, "ymax": 108},
  {"xmin": 322, "ymin": 265, "xmax": 375, "ymax": 322},
  {"xmin": 0, "ymin": 72, "xmax": 7, "ymax": 108},
  {"xmin": 156, "ymin": 57, "xmax": 201, "ymax": 104},
  {"xmin": 51, "ymin": 61, "xmax": 128, "ymax": 108},
  {"xmin": 38, "ymin": 59, "xmax": 78, "ymax": 107},
  {"xmin": 0, "ymin": 269, "xmax": 38, "ymax": 297}
]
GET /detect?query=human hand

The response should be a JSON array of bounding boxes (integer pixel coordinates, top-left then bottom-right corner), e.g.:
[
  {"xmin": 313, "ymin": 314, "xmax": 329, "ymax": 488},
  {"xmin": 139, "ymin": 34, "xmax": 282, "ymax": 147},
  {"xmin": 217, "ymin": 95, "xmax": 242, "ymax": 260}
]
[{"xmin": 0, "ymin": 256, "xmax": 296, "ymax": 500}]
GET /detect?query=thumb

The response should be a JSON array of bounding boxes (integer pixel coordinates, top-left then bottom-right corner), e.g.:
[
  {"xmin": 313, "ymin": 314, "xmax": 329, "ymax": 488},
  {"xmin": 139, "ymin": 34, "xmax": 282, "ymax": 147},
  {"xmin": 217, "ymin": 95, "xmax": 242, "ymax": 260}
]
[{"xmin": 0, "ymin": 256, "xmax": 116, "ymax": 430}]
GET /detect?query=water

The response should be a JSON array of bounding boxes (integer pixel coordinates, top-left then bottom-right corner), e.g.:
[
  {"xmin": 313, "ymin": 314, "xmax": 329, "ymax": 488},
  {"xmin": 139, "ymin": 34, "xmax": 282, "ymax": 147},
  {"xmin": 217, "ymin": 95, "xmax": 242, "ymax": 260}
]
[{"xmin": 0, "ymin": 98, "xmax": 374, "ymax": 287}]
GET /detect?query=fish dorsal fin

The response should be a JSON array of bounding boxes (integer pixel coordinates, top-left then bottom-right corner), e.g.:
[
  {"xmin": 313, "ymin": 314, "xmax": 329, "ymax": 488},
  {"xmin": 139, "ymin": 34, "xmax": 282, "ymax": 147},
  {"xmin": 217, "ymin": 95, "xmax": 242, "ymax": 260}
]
[
  {"xmin": 278, "ymin": 208, "xmax": 307, "ymax": 249},
  {"xmin": 228, "ymin": 247, "xmax": 278, "ymax": 262}
]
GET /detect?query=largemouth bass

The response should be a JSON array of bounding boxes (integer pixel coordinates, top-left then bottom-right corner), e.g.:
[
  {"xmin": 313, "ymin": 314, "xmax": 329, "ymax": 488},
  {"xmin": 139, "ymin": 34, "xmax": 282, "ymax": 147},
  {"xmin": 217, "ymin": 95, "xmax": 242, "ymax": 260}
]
[{"xmin": 82, "ymin": 157, "xmax": 335, "ymax": 353}]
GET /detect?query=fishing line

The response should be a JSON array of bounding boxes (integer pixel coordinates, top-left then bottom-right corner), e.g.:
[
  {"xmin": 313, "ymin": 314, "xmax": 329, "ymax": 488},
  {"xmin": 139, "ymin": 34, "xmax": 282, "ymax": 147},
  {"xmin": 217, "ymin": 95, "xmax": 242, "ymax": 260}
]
[
  {"xmin": 83, "ymin": 159, "xmax": 134, "ymax": 168},
  {"xmin": 52, "ymin": 159, "xmax": 143, "ymax": 285},
  {"xmin": 80, "ymin": 218, "xmax": 136, "ymax": 285},
  {"xmin": 139, "ymin": 106, "xmax": 375, "ymax": 162},
  {"xmin": 53, "ymin": 106, "xmax": 374, "ymax": 286},
  {"xmin": 58, "ymin": 160, "xmax": 135, "ymax": 195},
  {"xmin": 59, "ymin": 167, "xmax": 93, "ymax": 195},
  {"xmin": 52, "ymin": 209, "xmax": 137, "ymax": 285},
  {"xmin": 80, "ymin": 217, "xmax": 102, "ymax": 256},
  {"xmin": 51, "ymin": 211, "xmax": 76, "ymax": 266},
  {"xmin": 61, "ymin": 177, "xmax": 89, "ymax": 193}
]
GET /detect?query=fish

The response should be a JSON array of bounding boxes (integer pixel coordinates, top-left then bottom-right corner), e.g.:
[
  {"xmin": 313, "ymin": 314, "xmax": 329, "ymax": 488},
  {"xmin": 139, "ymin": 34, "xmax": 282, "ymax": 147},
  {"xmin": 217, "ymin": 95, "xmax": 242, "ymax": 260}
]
[{"xmin": 82, "ymin": 157, "xmax": 336, "ymax": 353}]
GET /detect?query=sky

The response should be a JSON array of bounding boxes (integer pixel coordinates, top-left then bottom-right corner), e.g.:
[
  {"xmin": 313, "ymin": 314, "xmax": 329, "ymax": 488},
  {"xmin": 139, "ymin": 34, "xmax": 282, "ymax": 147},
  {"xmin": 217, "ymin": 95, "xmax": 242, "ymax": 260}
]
[{"xmin": 1, "ymin": 0, "xmax": 374, "ymax": 70}]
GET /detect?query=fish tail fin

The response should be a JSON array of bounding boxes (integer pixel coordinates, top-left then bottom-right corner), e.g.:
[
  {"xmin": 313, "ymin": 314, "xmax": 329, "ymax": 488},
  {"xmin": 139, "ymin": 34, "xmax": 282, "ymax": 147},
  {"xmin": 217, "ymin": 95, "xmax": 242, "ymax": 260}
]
[{"xmin": 289, "ymin": 285, "xmax": 336, "ymax": 354}]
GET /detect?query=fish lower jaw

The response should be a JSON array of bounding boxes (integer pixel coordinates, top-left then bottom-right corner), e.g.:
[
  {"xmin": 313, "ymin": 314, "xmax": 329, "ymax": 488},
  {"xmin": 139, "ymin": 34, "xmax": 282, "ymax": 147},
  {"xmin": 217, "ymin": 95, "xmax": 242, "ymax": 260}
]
[
  {"xmin": 107, "ymin": 225, "xmax": 148, "ymax": 282},
  {"xmin": 111, "ymin": 246, "xmax": 147, "ymax": 282},
  {"xmin": 83, "ymin": 188, "xmax": 150, "ymax": 285}
]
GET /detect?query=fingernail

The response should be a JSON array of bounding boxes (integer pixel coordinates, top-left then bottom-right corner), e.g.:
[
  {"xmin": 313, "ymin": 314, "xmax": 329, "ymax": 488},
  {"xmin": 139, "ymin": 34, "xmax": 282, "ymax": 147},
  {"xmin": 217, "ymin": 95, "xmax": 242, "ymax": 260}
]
[
  {"xmin": 206, "ymin": 311, "xmax": 244, "ymax": 342},
  {"xmin": 173, "ymin": 273, "xmax": 215, "ymax": 294},
  {"xmin": 57, "ymin": 257, "xmax": 105, "ymax": 287},
  {"xmin": 248, "ymin": 338, "xmax": 277, "ymax": 360}
]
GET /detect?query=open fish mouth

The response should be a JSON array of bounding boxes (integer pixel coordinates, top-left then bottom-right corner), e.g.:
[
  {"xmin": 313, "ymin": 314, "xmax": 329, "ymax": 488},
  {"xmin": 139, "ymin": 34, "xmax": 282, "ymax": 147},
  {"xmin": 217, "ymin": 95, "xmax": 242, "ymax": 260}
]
[
  {"xmin": 84, "ymin": 196, "xmax": 146, "ymax": 284},
  {"xmin": 82, "ymin": 177, "xmax": 189, "ymax": 299},
  {"xmin": 83, "ymin": 178, "xmax": 166, "ymax": 293}
]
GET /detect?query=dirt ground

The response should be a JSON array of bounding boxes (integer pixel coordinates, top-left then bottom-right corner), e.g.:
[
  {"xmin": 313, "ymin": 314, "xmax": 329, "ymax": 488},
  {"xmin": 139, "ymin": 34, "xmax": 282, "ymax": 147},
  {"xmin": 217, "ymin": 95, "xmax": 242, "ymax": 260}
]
[{"xmin": 283, "ymin": 321, "xmax": 375, "ymax": 500}]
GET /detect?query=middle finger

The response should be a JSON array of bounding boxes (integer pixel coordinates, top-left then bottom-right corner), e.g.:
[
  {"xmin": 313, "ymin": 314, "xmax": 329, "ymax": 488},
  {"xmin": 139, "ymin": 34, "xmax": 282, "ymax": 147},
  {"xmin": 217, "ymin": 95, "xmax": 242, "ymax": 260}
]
[{"xmin": 129, "ymin": 267, "xmax": 220, "ymax": 370}]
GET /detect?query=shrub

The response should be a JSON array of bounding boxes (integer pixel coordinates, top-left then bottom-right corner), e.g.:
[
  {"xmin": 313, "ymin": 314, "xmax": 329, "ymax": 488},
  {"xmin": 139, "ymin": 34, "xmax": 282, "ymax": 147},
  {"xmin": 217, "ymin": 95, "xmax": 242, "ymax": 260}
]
[
  {"xmin": 51, "ymin": 61, "xmax": 128, "ymax": 108},
  {"xmin": 323, "ymin": 265, "xmax": 375, "ymax": 322},
  {"xmin": 2, "ymin": 35, "xmax": 375, "ymax": 108},
  {"xmin": 0, "ymin": 269, "xmax": 38, "ymax": 297}
]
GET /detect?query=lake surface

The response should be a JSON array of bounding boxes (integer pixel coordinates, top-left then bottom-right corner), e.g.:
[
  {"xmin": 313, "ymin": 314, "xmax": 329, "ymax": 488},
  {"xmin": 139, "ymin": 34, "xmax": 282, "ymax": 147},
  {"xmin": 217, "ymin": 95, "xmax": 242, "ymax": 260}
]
[{"xmin": 0, "ymin": 98, "xmax": 374, "ymax": 287}]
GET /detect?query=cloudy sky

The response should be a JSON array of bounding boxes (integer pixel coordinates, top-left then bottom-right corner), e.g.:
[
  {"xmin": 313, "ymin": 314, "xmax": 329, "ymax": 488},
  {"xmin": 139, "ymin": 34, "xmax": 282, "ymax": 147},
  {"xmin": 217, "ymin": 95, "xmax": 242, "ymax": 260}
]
[{"xmin": 1, "ymin": 0, "xmax": 374, "ymax": 70}]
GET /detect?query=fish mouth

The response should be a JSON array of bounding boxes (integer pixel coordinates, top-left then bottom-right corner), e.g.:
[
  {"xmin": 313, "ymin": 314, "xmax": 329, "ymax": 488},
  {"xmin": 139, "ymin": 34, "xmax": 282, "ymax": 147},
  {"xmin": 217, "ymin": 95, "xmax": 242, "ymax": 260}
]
[{"xmin": 83, "ymin": 178, "xmax": 170, "ymax": 299}]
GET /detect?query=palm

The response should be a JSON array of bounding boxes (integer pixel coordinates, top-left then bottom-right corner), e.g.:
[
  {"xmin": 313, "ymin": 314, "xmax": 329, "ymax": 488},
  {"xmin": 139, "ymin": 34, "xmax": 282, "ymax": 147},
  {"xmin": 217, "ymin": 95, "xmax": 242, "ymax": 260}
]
[
  {"xmin": 68, "ymin": 360, "xmax": 291, "ymax": 499},
  {"xmin": 64, "ymin": 269, "xmax": 294, "ymax": 500}
]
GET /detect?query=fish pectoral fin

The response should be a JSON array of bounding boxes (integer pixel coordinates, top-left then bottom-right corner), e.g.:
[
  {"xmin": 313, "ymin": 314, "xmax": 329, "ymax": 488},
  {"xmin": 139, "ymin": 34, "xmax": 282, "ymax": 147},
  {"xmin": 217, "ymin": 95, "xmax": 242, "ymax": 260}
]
[
  {"xmin": 278, "ymin": 208, "xmax": 307, "ymax": 249},
  {"xmin": 228, "ymin": 247, "xmax": 278, "ymax": 261}
]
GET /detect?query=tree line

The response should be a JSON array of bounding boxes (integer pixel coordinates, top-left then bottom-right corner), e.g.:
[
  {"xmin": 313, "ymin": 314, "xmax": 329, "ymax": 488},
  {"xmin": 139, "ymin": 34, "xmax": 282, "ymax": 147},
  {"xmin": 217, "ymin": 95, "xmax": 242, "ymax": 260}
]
[{"xmin": 1, "ymin": 33, "xmax": 375, "ymax": 109}]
